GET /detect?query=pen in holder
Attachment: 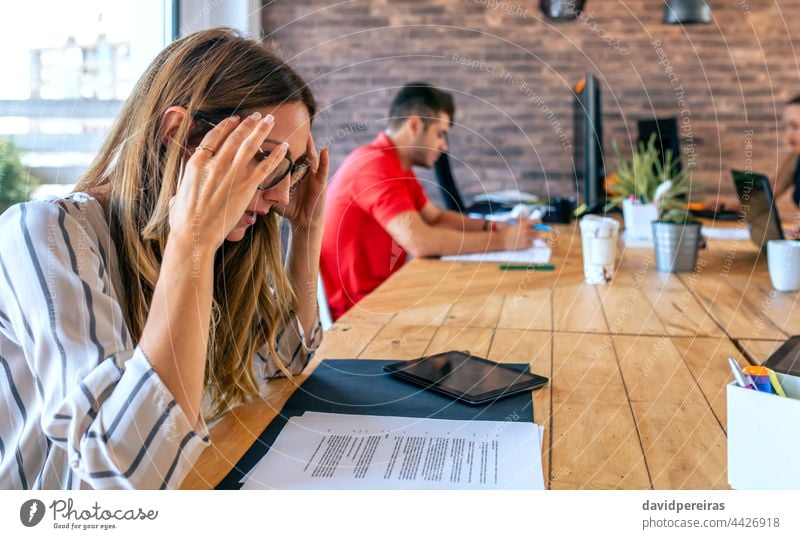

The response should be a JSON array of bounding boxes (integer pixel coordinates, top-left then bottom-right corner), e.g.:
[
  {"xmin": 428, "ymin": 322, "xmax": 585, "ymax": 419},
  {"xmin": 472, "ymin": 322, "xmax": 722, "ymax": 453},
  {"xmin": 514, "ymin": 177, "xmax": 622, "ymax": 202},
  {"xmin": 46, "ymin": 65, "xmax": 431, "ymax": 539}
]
[
  {"xmin": 727, "ymin": 358, "xmax": 800, "ymax": 489},
  {"xmin": 742, "ymin": 365, "xmax": 775, "ymax": 394}
]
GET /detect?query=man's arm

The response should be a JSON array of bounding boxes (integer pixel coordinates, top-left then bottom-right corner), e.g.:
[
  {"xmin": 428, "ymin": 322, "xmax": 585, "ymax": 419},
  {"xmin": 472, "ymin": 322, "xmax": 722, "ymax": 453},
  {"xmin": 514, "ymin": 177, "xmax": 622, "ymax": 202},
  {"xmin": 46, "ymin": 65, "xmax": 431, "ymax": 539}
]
[
  {"xmin": 419, "ymin": 201, "xmax": 488, "ymax": 231},
  {"xmin": 385, "ymin": 210, "xmax": 537, "ymax": 258}
]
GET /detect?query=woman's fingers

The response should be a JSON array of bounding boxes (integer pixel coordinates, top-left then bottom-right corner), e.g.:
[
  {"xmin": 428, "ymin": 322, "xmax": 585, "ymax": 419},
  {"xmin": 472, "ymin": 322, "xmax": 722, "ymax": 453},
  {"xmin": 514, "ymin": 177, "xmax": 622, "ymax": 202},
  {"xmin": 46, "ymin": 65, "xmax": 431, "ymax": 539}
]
[
  {"xmin": 306, "ymin": 134, "xmax": 319, "ymax": 174},
  {"xmin": 229, "ymin": 113, "xmax": 275, "ymax": 165},
  {"xmin": 206, "ymin": 112, "xmax": 269, "ymax": 166},
  {"xmin": 305, "ymin": 134, "xmax": 329, "ymax": 186},
  {"xmin": 193, "ymin": 112, "xmax": 282, "ymax": 198},
  {"xmin": 316, "ymin": 146, "xmax": 330, "ymax": 183},
  {"xmin": 252, "ymin": 141, "xmax": 289, "ymax": 190},
  {"xmin": 190, "ymin": 115, "xmax": 239, "ymax": 164}
]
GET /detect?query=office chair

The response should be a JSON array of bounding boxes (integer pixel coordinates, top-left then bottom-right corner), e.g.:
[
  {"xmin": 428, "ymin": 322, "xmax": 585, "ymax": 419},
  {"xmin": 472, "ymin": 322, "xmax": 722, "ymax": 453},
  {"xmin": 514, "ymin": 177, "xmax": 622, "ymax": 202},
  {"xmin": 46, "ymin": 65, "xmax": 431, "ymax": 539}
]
[
  {"xmin": 280, "ymin": 219, "xmax": 333, "ymax": 331},
  {"xmin": 316, "ymin": 275, "xmax": 333, "ymax": 331}
]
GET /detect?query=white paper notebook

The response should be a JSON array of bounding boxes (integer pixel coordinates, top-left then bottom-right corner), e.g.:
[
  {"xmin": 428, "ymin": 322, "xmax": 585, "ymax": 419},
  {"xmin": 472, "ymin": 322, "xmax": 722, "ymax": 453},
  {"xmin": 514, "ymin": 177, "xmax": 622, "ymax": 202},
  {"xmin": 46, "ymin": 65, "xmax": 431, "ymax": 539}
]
[
  {"xmin": 701, "ymin": 226, "xmax": 751, "ymax": 240},
  {"xmin": 240, "ymin": 412, "xmax": 545, "ymax": 490},
  {"xmin": 441, "ymin": 238, "xmax": 552, "ymax": 264}
]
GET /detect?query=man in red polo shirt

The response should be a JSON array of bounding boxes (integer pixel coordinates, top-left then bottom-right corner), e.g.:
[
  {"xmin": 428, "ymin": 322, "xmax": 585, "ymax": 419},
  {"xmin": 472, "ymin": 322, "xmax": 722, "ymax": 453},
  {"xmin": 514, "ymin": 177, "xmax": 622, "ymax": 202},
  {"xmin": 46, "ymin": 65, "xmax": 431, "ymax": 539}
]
[{"xmin": 321, "ymin": 83, "xmax": 538, "ymax": 320}]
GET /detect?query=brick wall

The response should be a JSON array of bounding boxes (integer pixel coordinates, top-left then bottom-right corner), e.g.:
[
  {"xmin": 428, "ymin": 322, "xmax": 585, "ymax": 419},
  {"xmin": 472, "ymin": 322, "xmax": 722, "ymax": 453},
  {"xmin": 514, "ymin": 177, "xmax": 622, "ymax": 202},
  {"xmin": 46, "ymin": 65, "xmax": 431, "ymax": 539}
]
[{"xmin": 262, "ymin": 0, "xmax": 800, "ymax": 206}]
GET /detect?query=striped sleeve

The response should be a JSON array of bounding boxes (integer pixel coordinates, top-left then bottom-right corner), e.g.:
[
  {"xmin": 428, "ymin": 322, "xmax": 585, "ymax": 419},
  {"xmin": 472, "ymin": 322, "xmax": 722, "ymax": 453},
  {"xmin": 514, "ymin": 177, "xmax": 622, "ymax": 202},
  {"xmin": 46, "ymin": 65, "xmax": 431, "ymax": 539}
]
[
  {"xmin": 0, "ymin": 202, "xmax": 210, "ymax": 489},
  {"xmin": 253, "ymin": 314, "xmax": 322, "ymax": 382}
]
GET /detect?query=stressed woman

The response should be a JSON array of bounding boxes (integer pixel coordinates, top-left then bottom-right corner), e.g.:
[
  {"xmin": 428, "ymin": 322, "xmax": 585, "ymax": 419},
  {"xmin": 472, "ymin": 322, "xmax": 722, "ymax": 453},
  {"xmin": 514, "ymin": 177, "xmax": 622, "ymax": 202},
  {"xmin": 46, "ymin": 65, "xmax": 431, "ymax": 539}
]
[{"xmin": 0, "ymin": 28, "xmax": 328, "ymax": 489}]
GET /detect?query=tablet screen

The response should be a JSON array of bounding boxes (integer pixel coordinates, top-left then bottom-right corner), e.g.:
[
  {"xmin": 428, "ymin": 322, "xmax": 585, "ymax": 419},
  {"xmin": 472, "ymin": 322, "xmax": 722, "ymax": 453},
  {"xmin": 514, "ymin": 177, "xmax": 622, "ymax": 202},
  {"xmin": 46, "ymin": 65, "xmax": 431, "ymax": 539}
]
[
  {"xmin": 384, "ymin": 351, "xmax": 548, "ymax": 402},
  {"xmin": 764, "ymin": 336, "xmax": 800, "ymax": 377}
]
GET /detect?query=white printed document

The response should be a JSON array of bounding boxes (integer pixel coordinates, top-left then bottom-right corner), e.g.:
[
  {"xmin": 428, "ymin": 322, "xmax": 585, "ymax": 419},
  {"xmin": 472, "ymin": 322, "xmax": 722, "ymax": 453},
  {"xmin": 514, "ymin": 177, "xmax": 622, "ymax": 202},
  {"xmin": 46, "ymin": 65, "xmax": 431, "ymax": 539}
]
[
  {"xmin": 441, "ymin": 239, "xmax": 551, "ymax": 264},
  {"xmin": 241, "ymin": 412, "xmax": 545, "ymax": 490},
  {"xmin": 701, "ymin": 226, "xmax": 751, "ymax": 240}
]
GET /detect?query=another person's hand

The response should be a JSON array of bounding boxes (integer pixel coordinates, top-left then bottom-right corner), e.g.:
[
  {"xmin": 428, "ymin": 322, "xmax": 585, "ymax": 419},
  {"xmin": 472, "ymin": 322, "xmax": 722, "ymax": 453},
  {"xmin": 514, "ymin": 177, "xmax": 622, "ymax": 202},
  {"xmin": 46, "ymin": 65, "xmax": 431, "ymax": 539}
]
[
  {"xmin": 493, "ymin": 215, "xmax": 541, "ymax": 232},
  {"xmin": 169, "ymin": 113, "xmax": 289, "ymax": 250},
  {"xmin": 500, "ymin": 219, "xmax": 539, "ymax": 250},
  {"xmin": 275, "ymin": 134, "xmax": 329, "ymax": 230}
]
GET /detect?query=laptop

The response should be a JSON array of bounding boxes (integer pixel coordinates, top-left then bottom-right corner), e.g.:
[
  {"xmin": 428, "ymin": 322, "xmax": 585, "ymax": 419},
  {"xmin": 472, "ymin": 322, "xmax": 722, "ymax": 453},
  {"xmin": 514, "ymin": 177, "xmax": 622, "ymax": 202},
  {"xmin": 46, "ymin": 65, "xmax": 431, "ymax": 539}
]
[{"xmin": 731, "ymin": 170, "xmax": 784, "ymax": 250}]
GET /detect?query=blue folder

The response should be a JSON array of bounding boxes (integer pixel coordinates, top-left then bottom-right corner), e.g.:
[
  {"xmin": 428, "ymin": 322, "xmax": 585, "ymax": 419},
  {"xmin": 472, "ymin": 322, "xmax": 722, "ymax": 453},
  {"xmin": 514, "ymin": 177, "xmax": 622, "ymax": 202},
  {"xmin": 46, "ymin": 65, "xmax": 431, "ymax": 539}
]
[{"xmin": 216, "ymin": 359, "xmax": 536, "ymax": 489}]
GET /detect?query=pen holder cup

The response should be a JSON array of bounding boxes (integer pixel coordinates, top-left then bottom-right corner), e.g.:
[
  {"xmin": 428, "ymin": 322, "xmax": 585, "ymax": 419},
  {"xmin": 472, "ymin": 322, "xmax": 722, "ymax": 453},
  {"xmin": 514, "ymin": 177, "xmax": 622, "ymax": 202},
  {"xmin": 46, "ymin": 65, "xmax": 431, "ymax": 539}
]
[
  {"xmin": 727, "ymin": 372, "xmax": 800, "ymax": 489},
  {"xmin": 622, "ymin": 199, "xmax": 658, "ymax": 241}
]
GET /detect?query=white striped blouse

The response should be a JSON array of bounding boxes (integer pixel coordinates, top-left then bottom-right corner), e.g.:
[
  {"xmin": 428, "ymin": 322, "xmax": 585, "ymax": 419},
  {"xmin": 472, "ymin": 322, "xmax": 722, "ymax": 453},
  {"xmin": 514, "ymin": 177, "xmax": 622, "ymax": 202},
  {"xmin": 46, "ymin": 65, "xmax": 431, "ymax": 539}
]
[{"xmin": 0, "ymin": 192, "xmax": 322, "ymax": 489}]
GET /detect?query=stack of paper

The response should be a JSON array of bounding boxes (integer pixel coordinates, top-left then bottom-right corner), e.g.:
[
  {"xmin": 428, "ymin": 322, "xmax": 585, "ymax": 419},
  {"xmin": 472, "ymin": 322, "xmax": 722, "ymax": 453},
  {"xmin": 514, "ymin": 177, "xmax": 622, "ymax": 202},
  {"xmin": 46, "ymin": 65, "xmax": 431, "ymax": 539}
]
[
  {"xmin": 701, "ymin": 226, "xmax": 751, "ymax": 241},
  {"xmin": 441, "ymin": 238, "xmax": 552, "ymax": 265},
  {"xmin": 472, "ymin": 190, "xmax": 540, "ymax": 205},
  {"xmin": 240, "ymin": 412, "xmax": 545, "ymax": 490}
]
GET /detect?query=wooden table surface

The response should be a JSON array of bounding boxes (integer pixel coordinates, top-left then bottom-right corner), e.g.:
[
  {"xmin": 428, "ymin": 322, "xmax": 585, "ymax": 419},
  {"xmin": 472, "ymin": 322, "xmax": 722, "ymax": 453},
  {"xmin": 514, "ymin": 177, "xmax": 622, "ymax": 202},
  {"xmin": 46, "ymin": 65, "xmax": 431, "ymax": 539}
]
[{"xmin": 181, "ymin": 222, "xmax": 799, "ymax": 490}]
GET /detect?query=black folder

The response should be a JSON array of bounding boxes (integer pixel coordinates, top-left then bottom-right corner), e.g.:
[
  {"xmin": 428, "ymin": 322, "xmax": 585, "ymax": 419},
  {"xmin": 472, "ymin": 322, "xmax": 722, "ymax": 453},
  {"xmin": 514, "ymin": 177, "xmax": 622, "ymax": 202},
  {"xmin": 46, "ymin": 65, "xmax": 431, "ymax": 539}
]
[
  {"xmin": 764, "ymin": 335, "xmax": 800, "ymax": 376},
  {"xmin": 216, "ymin": 359, "xmax": 535, "ymax": 489}
]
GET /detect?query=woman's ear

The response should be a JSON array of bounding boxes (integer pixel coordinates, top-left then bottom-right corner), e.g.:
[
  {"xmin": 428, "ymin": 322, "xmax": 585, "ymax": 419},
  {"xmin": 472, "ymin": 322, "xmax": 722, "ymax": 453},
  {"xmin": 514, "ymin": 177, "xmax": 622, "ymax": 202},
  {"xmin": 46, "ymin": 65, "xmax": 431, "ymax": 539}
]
[{"xmin": 160, "ymin": 106, "xmax": 189, "ymax": 147}]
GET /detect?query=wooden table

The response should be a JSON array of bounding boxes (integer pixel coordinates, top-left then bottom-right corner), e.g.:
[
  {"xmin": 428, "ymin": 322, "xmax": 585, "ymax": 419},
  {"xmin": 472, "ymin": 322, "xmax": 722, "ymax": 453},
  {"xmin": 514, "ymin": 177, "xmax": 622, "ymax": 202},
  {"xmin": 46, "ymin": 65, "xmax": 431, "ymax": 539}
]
[{"xmin": 181, "ymin": 223, "xmax": 799, "ymax": 490}]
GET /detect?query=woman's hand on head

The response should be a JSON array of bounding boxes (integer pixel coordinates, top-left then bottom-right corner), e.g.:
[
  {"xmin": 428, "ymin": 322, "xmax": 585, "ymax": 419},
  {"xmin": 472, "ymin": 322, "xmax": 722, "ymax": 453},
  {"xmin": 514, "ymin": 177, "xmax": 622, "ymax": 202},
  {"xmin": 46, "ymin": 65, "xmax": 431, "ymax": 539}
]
[
  {"xmin": 275, "ymin": 134, "xmax": 329, "ymax": 231},
  {"xmin": 167, "ymin": 112, "xmax": 289, "ymax": 252}
]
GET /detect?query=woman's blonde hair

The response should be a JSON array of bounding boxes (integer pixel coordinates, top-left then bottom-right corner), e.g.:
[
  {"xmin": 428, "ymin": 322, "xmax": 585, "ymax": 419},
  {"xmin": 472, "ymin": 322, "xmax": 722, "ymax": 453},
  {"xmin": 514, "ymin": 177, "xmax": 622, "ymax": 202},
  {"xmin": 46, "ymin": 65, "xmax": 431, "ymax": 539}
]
[{"xmin": 74, "ymin": 28, "xmax": 317, "ymax": 419}]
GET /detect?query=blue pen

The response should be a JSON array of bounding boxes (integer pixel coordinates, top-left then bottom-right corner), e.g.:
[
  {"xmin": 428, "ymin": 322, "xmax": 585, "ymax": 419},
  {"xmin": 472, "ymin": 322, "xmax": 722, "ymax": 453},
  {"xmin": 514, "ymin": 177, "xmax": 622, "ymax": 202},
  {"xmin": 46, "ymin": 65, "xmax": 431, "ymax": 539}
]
[{"xmin": 507, "ymin": 220, "xmax": 552, "ymax": 231}]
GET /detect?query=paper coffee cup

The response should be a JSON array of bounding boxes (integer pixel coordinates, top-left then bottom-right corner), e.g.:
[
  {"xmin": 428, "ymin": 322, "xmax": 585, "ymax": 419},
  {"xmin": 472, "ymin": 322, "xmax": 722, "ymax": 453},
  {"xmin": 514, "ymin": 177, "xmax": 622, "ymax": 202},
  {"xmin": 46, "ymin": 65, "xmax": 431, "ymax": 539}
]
[
  {"xmin": 580, "ymin": 215, "xmax": 620, "ymax": 285},
  {"xmin": 767, "ymin": 240, "xmax": 800, "ymax": 292}
]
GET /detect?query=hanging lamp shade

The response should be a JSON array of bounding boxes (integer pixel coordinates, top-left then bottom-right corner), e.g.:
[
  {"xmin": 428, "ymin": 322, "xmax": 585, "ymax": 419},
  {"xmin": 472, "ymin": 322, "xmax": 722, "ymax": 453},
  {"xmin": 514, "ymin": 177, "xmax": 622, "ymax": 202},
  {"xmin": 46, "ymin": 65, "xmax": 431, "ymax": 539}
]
[
  {"xmin": 540, "ymin": 0, "xmax": 586, "ymax": 20},
  {"xmin": 663, "ymin": 0, "xmax": 711, "ymax": 24}
]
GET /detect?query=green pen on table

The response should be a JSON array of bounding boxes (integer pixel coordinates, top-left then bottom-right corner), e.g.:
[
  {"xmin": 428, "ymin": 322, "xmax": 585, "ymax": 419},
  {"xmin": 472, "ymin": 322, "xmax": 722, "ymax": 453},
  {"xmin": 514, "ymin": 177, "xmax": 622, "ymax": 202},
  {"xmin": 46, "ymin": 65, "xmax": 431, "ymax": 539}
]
[{"xmin": 499, "ymin": 264, "xmax": 555, "ymax": 271}]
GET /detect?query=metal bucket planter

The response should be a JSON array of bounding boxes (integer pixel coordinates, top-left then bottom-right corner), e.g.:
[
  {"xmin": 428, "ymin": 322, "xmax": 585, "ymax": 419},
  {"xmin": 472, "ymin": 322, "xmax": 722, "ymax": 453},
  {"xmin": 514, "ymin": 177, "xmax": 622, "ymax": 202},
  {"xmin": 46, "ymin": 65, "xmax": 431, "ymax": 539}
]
[{"xmin": 652, "ymin": 221, "xmax": 702, "ymax": 272}]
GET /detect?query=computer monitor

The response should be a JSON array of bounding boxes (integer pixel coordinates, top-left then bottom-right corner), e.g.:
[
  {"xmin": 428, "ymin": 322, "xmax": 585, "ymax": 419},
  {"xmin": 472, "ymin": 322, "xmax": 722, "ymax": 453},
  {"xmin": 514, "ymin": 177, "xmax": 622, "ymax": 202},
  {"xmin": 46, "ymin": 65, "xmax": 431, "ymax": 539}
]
[
  {"xmin": 433, "ymin": 152, "xmax": 466, "ymax": 212},
  {"xmin": 432, "ymin": 152, "xmax": 514, "ymax": 215},
  {"xmin": 731, "ymin": 170, "xmax": 784, "ymax": 250},
  {"xmin": 573, "ymin": 73, "xmax": 606, "ymax": 212},
  {"xmin": 638, "ymin": 118, "xmax": 681, "ymax": 174}
]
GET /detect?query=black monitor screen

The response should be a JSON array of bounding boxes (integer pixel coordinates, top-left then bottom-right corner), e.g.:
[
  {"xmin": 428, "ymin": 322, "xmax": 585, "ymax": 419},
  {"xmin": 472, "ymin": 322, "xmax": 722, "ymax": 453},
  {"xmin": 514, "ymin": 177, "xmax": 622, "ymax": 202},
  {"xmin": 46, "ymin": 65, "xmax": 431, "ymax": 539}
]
[
  {"xmin": 638, "ymin": 118, "xmax": 681, "ymax": 174},
  {"xmin": 573, "ymin": 73, "xmax": 605, "ymax": 211}
]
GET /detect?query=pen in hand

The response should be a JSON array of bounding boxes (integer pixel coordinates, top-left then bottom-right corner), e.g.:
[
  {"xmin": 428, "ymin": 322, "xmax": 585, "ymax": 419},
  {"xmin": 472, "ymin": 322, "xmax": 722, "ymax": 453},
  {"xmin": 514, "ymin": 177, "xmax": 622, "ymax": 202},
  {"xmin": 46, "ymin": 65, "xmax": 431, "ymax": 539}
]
[{"xmin": 507, "ymin": 219, "xmax": 552, "ymax": 231}]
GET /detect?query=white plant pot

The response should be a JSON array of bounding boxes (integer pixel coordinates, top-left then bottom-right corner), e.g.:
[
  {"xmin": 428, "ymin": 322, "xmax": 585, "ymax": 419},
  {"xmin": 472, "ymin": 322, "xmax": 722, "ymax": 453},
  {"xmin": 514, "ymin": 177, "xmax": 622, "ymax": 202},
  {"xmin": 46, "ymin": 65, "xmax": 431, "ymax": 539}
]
[{"xmin": 622, "ymin": 199, "xmax": 658, "ymax": 241}]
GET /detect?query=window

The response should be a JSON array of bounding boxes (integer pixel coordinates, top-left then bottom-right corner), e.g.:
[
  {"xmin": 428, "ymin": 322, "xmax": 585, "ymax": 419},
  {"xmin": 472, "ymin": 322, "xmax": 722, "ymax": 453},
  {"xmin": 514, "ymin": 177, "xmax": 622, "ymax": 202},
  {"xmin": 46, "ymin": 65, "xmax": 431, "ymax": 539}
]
[{"xmin": 0, "ymin": 1, "xmax": 172, "ymax": 197}]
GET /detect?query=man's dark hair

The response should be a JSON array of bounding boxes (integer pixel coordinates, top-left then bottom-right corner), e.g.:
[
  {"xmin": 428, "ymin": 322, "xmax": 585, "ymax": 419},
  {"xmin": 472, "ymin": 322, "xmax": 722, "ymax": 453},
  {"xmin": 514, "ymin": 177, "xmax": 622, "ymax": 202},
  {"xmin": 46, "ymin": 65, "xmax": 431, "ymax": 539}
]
[
  {"xmin": 387, "ymin": 82, "xmax": 455, "ymax": 130},
  {"xmin": 789, "ymin": 94, "xmax": 800, "ymax": 105}
]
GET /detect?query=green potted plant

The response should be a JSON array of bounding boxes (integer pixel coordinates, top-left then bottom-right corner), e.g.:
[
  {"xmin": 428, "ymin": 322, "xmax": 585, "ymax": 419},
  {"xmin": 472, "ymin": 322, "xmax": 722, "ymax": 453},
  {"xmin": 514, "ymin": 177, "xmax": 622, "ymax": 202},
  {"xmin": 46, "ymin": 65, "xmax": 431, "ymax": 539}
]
[
  {"xmin": 652, "ymin": 208, "xmax": 703, "ymax": 272},
  {"xmin": 0, "ymin": 138, "xmax": 39, "ymax": 214},
  {"xmin": 606, "ymin": 134, "xmax": 690, "ymax": 243}
]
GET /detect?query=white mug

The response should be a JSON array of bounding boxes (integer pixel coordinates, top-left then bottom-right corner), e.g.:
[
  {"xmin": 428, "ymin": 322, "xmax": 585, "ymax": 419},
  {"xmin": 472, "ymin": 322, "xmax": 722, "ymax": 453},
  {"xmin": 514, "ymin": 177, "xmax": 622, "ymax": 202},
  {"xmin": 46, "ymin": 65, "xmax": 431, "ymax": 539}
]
[{"xmin": 767, "ymin": 240, "xmax": 800, "ymax": 292}]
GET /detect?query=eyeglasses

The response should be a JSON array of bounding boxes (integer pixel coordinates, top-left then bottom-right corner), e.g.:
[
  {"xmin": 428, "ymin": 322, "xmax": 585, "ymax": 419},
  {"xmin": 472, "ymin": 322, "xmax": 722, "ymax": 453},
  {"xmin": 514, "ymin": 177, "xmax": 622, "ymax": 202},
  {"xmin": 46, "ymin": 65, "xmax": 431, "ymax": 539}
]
[{"xmin": 193, "ymin": 114, "xmax": 311, "ymax": 192}]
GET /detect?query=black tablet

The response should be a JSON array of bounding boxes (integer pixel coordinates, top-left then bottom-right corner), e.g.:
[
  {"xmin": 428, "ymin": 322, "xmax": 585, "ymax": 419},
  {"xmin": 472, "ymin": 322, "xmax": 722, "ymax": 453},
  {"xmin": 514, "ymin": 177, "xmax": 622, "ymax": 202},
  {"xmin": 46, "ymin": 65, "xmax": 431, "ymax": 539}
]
[
  {"xmin": 383, "ymin": 351, "xmax": 549, "ymax": 405},
  {"xmin": 764, "ymin": 335, "xmax": 800, "ymax": 377}
]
